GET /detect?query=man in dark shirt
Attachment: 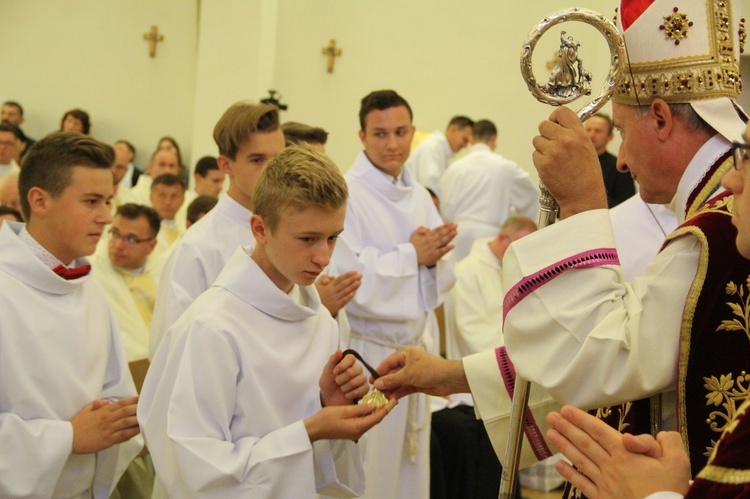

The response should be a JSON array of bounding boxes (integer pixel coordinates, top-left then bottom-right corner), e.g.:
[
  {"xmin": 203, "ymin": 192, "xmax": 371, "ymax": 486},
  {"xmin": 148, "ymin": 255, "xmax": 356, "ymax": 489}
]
[{"xmin": 585, "ymin": 112, "xmax": 635, "ymax": 208}]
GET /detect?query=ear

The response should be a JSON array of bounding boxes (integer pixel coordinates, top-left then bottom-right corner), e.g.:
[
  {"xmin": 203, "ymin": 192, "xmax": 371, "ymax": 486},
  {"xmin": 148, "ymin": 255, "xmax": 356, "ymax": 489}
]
[
  {"xmin": 650, "ymin": 98, "xmax": 673, "ymax": 141},
  {"xmin": 26, "ymin": 186, "xmax": 51, "ymax": 218},
  {"xmin": 217, "ymin": 155, "xmax": 233, "ymax": 176},
  {"xmin": 145, "ymin": 238, "xmax": 158, "ymax": 255},
  {"xmin": 358, "ymin": 129, "xmax": 366, "ymax": 147},
  {"xmin": 250, "ymin": 214, "xmax": 268, "ymax": 244}
]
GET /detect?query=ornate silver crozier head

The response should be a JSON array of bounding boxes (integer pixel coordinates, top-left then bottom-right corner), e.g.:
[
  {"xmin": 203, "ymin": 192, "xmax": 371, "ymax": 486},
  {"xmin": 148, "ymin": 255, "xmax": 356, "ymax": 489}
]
[{"xmin": 520, "ymin": 9, "xmax": 625, "ymax": 224}]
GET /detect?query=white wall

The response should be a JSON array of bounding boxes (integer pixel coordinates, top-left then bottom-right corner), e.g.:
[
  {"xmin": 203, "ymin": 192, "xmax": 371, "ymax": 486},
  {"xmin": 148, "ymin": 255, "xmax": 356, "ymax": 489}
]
[
  {"xmin": 0, "ymin": 0, "xmax": 198, "ymax": 169},
  {"xmin": 189, "ymin": 0, "xmax": 278, "ymax": 165}
]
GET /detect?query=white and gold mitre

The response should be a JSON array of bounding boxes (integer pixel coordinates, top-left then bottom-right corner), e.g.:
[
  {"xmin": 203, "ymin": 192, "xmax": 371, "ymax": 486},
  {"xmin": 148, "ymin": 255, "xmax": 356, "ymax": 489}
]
[
  {"xmin": 614, "ymin": 0, "xmax": 747, "ymax": 139},
  {"xmin": 614, "ymin": 0, "xmax": 744, "ymax": 105}
]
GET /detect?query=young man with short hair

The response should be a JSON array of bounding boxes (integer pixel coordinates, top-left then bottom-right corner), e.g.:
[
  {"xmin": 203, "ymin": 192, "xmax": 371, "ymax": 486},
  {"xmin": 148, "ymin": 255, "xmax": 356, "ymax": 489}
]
[
  {"xmin": 0, "ymin": 123, "xmax": 22, "ymax": 182},
  {"xmin": 140, "ymin": 144, "xmax": 395, "ymax": 497},
  {"xmin": 149, "ymin": 173, "xmax": 185, "ymax": 252},
  {"xmin": 331, "ymin": 89, "xmax": 456, "ymax": 499},
  {"xmin": 407, "ymin": 115, "xmax": 474, "ymax": 196},
  {"xmin": 91, "ymin": 203, "xmax": 161, "ymax": 367},
  {"xmin": 0, "ymin": 131, "xmax": 142, "ymax": 497},
  {"xmin": 149, "ymin": 102, "xmax": 285, "ymax": 357}
]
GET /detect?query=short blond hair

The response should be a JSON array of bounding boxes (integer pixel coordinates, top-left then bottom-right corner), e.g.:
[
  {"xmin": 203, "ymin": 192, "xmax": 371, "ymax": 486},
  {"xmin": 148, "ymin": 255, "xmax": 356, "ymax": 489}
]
[
  {"xmin": 252, "ymin": 144, "xmax": 348, "ymax": 232},
  {"xmin": 213, "ymin": 101, "xmax": 279, "ymax": 159}
]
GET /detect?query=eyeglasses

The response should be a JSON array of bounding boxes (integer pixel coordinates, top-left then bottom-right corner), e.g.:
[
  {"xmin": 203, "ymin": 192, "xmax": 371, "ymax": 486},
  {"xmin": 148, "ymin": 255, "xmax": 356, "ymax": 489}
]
[
  {"xmin": 108, "ymin": 229, "xmax": 154, "ymax": 245},
  {"xmin": 733, "ymin": 141, "xmax": 750, "ymax": 171}
]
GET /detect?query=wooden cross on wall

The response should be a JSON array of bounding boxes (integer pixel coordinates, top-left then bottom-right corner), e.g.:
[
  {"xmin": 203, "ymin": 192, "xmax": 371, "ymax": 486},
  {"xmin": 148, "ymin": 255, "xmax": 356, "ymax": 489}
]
[
  {"xmin": 143, "ymin": 25, "xmax": 164, "ymax": 58},
  {"xmin": 321, "ymin": 39, "xmax": 342, "ymax": 73}
]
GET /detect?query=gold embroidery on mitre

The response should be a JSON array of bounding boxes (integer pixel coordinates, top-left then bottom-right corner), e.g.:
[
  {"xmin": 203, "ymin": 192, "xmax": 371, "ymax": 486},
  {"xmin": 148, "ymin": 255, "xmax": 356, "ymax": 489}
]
[
  {"xmin": 703, "ymin": 371, "xmax": 750, "ymax": 457},
  {"xmin": 660, "ymin": 8, "xmax": 694, "ymax": 45},
  {"xmin": 614, "ymin": 0, "xmax": 742, "ymax": 105}
]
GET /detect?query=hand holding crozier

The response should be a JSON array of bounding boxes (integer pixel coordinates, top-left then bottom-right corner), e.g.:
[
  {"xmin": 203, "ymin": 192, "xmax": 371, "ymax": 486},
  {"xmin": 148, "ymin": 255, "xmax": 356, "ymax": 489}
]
[{"xmin": 520, "ymin": 8, "xmax": 624, "ymax": 220}]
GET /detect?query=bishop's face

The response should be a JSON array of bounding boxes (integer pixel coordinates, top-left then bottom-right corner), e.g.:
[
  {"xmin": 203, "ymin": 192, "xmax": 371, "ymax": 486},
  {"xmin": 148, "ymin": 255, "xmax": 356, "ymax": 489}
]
[
  {"xmin": 359, "ymin": 105, "xmax": 415, "ymax": 178},
  {"xmin": 612, "ymin": 103, "xmax": 681, "ymax": 204}
]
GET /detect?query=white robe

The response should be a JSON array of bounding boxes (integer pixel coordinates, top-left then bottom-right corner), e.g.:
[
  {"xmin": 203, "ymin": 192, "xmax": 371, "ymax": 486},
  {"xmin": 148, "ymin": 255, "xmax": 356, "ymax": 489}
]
[
  {"xmin": 149, "ymin": 193, "xmax": 253, "ymax": 358},
  {"xmin": 0, "ymin": 222, "xmax": 142, "ymax": 498},
  {"xmin": 609, "ymin": 195, "xmax": 679, "ymax": 281},
  {"xmin": 119, "ymin": 175, "xmax": 152, "ymax": 207},
  {"xmin": 440, "ymin": 143, "xmax": 539, "ymax": 261},
  {"xmin": 498, "ymin": 136, "xmax": 730, "ymax": 416},
  {"xmin": 331, "ymin": 151, "xmax": 455, "ymax": 499},
  {"xmin": 174, "ymin": 189, "xmax": 198, "ymax": 230},
  {"xmin": 112, "ymin": 163, "xmax": 136, "ymax": 206},
  {"xmin": 90, "ymin": 252, "xmax": 161, "ymax": 362},
  {"xmin": 152, "ymin": 218, "xmax": 185, "ymax": 257},
  {"xmin": 404, "ymin": 130, "xmax": 452, "ymax": 197},
  {"xmin": 139, "ymin": 247, "xmax": 364, "ymax": 498},
  {"xmin": 444, "ymin": 238, "xmax": 504, "ymax": 361}
]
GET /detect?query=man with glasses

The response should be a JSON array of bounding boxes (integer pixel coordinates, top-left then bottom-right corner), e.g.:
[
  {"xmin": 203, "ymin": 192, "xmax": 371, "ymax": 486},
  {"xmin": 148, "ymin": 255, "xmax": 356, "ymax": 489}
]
[{"xmin": 92, "ymin": 203, "xmax": 160, "ymax": 379}]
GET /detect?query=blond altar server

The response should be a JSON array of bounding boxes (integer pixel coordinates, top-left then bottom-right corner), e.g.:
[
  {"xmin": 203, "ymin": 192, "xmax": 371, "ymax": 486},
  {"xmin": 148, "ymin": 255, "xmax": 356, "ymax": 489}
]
[
  {"xmin": 149, "ymin": 102, "xmax": 285, "ymax": 358},
  {"xmin": 331, "ymin": 90, "xmax": 456, "ymax": 499},
  {"xmin": 139, "ymin": 145, "xmax": 393, "ymax": 497},
  {"xmin": 441, "ymin": 120, "xmax": 539, "ymax": 260},
  {"xmin": 0, "ymin": 132, "xmax": 141, "ymax": 498}
]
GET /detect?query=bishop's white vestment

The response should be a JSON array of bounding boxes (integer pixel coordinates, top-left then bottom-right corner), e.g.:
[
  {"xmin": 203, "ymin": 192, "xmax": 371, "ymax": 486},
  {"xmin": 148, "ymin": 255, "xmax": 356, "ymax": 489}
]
[
  {"xmin": 464, "ymin": 136, "xmax": 738, "ymax": 471},
  {"xmin": 139, "ymin": 248, "xmax": 364, "ymax": 498},
  {"xmin": 332, "ymin": 151, "xmax": 455, "ymax": 499},
  {"xmin": 0, "ymin": 222, "xmax": 142, "ymax": 498}
]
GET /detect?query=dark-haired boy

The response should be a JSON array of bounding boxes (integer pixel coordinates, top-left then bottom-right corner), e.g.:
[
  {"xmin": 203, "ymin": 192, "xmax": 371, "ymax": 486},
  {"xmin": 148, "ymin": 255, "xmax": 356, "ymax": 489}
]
[{"xmin": 0, "ymin": 132, "xmax": 142, "ymax": 497}]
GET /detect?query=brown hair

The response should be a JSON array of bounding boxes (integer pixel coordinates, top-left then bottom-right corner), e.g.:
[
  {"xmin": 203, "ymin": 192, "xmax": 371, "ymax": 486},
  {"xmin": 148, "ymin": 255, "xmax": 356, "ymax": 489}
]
[
  {"xmin": 19, "ymin": 132, "xmax": 113, "ymax": 220},
  {"xmin": 213, "ymin": 102, "xmax": 280, "ymax": 159}
]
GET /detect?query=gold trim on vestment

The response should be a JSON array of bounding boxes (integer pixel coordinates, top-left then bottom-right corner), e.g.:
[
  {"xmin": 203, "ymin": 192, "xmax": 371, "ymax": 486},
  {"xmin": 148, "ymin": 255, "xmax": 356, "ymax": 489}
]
[
  {"xmin": 697, "ymin": 464, "xmax": 750, "ymax": 484},
  {"xmin": 666, "ymin": 224, "xmax": 709, "ymax": 458},
  {"xmin": 687, "ymin": 157, "xmax": 733, "ymax": 219}
]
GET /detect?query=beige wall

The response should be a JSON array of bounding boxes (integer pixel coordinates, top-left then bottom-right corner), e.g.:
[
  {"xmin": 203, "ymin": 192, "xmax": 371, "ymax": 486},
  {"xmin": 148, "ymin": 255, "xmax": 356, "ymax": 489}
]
[
  {"xmin": 0, "ymin": 0, "xmax": 198, "ymax": 169},
  {"xmin": 272, "ymin": 0, "xmax": 620, "ymax": 175},
  {"xmin": 2, "ymin": 0, "xmax": 747, "ymax": 179}
]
